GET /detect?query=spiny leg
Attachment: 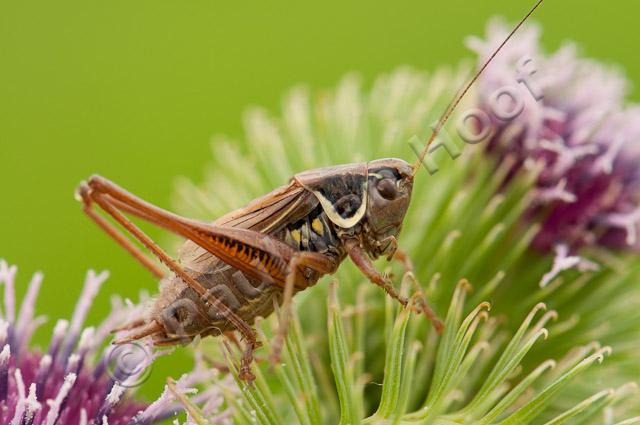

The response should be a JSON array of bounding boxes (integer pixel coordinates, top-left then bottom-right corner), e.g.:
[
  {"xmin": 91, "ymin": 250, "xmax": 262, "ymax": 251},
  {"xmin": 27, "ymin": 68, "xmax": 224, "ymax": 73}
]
[
  {"xmin": 345, "ymin": 239, "xmax": 409, "ymax": 307},
  {"xmin": 240, "ymin": 339, "xmax": 260, "ymax": 382},
  {"xmin": 270, "ymin": 252, "xmax": 338, "ymax": 365},
  {"xmin": 226, "ymin": 330, "xmax": 260, "ymax": 381}
]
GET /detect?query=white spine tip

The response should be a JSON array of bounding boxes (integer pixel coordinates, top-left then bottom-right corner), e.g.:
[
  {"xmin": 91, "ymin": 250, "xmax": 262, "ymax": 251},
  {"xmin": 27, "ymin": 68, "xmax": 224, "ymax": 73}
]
[
  {"xmin": 78, "ymin": 327, "xmax": 95, "ymax": 351},
  {"xmin": 53, "ymin": 320, "xmax": 70, "ymax": 337},
  {"xmin": 538, "ymin": 328, "xmax": 549, "ymax": 341},
  {"xmin": 533, "ymin": 302, "xmax": 547, "ymax": 312},
  {"xmin": 38, "ymin": 354, "xmax": 52, "ymax": 373},
  {"xmin": 25, "ymin": 383, "xmax": 42, "ymax": 415}
]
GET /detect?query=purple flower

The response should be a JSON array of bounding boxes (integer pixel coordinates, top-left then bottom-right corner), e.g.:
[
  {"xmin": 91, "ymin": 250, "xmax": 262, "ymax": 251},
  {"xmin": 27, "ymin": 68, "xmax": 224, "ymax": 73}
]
[
  {"xmin": 0, "ymin": 260, "xmax": 194, "ymax": 425},
  {"xmin": 468, "ymin": 19, "xmax": 640, "ymax": 251}
]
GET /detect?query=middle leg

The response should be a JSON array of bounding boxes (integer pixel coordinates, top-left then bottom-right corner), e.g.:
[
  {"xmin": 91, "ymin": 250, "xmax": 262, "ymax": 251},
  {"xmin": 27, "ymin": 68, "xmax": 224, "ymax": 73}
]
[{"xmin": 270, "ymin": 251, "xmax": 339, "ymax": 365}]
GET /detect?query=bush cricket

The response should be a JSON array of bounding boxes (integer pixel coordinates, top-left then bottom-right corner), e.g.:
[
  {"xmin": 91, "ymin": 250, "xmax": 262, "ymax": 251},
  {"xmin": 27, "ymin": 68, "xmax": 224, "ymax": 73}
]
[{"xmin": 76, "ymin": 0, "xmax": 544, "ymax": 382}]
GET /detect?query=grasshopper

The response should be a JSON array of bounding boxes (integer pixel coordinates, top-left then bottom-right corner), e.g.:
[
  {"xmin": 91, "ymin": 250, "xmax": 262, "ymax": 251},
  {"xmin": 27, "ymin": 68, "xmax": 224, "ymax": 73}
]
[{"xmin": 76, "ymin": 0, "xmax": 543, "ymax": 382}]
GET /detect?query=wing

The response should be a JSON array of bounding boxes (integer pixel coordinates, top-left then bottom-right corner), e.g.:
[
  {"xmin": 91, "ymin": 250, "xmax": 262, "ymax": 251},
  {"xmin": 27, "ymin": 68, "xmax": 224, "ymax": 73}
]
[
  {"xmin": 214, "ymin": 180, "xmax": 317, "ymax": 232},
  {"xmin": 179, "ymin": 180, "xmax": 319, "ymax": 273}
]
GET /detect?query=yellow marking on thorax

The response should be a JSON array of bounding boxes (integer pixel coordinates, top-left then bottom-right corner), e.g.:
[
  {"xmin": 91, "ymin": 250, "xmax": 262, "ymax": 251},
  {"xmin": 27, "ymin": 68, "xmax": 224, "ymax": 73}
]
[
  {"xmin": 291, "ymin": 229, "xmax": 302, "ymax": 245},
  {"xmin": 312, "ymin": 218, "xmax": 324, "ymax": 236}
]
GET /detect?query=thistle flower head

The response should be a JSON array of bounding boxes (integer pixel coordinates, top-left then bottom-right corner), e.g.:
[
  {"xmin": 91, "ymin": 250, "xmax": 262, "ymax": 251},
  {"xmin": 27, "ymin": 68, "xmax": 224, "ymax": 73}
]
[
  {"xmin": 177, "ymin": 280, "xmax": 640, "ymax": 424},
  {"xmin": 468, "ymin": 19, "xmax": 640, "ymax": 251},
  {"xmin": 0, "ymin": 260, "xmax": 196, "ymax": 425}
]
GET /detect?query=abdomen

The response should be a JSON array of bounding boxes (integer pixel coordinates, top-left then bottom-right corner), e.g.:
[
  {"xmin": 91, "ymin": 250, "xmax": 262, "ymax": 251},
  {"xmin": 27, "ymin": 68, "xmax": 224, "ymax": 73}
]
[{"xmin": 152, "ymin": 206, "xmax": 343, "ymax": 342}]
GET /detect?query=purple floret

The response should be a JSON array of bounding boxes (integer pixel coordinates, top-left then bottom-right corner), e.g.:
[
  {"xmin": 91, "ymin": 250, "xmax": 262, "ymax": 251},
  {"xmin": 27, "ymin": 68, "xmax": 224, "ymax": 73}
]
[{"xmin": 469, "ymin": 19, "xmax": 640, "ymax": 251}]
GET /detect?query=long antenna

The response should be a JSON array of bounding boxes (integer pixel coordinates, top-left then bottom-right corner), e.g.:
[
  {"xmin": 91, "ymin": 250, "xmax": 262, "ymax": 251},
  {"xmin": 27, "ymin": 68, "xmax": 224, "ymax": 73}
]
[{"xmin": 411, "ymin": 0, "xmax": 544, "ymax": 177}]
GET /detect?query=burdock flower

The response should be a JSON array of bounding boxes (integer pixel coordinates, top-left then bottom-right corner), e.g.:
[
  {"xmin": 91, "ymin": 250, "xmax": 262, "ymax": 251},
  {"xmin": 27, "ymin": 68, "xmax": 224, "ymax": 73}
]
[
  {"xmin": 0, "ymin": 260, "xmax": 192, "ymax": 425},
  {"xmin": 468, "ymin": 19, "xmax": 640, "ymax": 251}
]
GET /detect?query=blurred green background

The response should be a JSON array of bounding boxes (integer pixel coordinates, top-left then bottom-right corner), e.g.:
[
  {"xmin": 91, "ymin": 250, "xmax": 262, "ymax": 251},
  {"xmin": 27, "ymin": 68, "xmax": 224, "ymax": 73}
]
[{"xmin": 1, "ymin": 0, "xmax": 638, "ymax": 403}]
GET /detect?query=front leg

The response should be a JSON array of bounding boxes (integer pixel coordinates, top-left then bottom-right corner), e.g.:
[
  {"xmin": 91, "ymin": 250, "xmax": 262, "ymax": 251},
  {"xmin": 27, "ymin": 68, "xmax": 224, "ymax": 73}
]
[
  {"xmin": 348, "ymin": 240, "xmax": 444, "ymax": 334},
  {"xmin": 344, "ymin": 239, "xmax": 409, "ymax": 307}
]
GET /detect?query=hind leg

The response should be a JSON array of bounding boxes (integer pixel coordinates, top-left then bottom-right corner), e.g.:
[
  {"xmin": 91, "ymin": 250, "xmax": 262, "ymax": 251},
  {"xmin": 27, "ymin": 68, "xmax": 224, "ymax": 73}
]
[{"xmin": 78, "ymin": 176, "xmax": 262, "ymax": 381}]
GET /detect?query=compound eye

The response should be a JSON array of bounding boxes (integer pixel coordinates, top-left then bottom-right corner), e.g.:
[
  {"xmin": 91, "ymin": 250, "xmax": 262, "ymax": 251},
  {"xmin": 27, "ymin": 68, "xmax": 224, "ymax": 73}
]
[{"xmin": 377, "ymin": 178, "xmax": 397, "ymax": 200}]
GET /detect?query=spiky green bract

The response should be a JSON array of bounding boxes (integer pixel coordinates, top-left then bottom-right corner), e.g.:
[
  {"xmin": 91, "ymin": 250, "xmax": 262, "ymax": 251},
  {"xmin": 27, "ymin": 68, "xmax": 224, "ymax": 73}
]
[
  {"xmin": 172, "ymin": 67, "xmax": 640, "ymax": 422},
  {"xmin": 183, "ymin": 280, "xmax": 636, "ymax": 424}
]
